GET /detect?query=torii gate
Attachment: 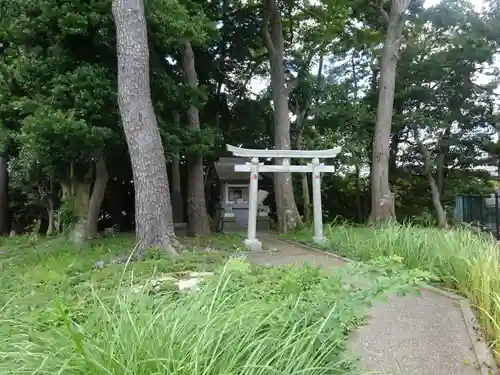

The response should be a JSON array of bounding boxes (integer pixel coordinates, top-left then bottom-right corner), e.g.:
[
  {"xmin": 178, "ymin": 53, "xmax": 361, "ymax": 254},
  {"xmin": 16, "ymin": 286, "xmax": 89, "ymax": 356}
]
[{"xmin": 226, "ymin": 144, "xmax": 341, "ymax": 250}]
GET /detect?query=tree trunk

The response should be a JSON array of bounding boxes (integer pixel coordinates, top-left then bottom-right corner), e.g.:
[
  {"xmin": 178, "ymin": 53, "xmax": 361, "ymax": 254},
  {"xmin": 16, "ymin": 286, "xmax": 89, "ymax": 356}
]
[
  {"xmin": 369, "ymin": 0, "xmax": 409, "ymax": 223},
  {"xmin": 0, "ymin": 155, "xmax": 9, "ymax": 235},
  {"xmin": 61, "ymin": 180, "xmax": 91, "ymax": 245},
  {"xmin": 436, "ymin": 125, "xmax": 451, "ymax": 196},
  {"xmin": 294, "ymin": 55, "xmax": 323, "ymax": 225},
  {"xmin": 87, "ymin": 155, "xmax": 109, "ymax": 238},
  {"xmin": 171, "ymin": 111, "xmax": 185, "ymax": 224},
  {"xmin": 262, "ymin": 0, "xmax": 301, "ymax": 233},
  {"xmin": 112, "ymin": 0, "xmax": 179, "ymax": 255},
  {"xmin": 46, "ymin": 178, "xmax": 56, "ymax": 236},
  {"xmin": 427, "ymin": 172, "xmax": 447, "ymax": 228},
  {"xmin": 46, "ymin": 197, "xmax": 55, "ymax": 236},
  {"xmin": 301, "ymin": 173, "xmax": 311, "ymax": 223},
  {"xmin": 355, "ymin": 164, "xmax": 363, "ymax": 221},
  {"xmin": 413, "ymin": 128, "xmax": 447, "ymax": 228},
  {"xmin": 171, "ymin": 157, "xmax": 185, "ymax": 223},
  {"xmin": 180, "ymin": 39, "xmax": 211, "ymax": 237},
  {"xmin": 295, "ymin": 109, "xmax": 310, "ymax": 224}
]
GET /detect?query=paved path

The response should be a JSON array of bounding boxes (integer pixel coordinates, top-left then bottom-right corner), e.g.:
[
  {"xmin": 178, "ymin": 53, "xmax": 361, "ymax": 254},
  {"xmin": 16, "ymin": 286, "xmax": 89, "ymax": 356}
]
[{"xmin": 241, "ymin": 232, "xmax": 496, "ymax": 375}]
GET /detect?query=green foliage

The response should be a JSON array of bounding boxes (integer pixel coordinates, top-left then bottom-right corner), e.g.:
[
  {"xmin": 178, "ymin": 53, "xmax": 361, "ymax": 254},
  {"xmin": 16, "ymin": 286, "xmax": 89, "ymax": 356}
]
[
  {"xmin": 290, "ymin": 222, "xmax": 500, "ymax": 359},
  {"xmin": 17, "ymin": 108, "xmax": 110, "ymax": 179},
  {"xmin": 183, "ymin": 126, "xmax": 220, "ymax": 155},
  {"xmin": 147, "ymin": 0, "xmax": 217, "ymax": 46},
  {"xmin": 58, "ymin": 196, "xmax": 79, "ymax": 230},
  {"xmin": 0, "ymin": 233, "xmax": 429, "ymax": 375},
  {"xmin": 0, "ymin": 233, "xmax": 240, "ymax": 332}
]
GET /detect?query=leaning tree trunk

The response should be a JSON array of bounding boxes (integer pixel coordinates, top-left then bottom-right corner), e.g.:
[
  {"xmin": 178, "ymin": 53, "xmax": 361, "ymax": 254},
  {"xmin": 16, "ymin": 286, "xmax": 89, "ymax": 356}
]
[
  {"xmin": 112, "ymin": 0, "xmax": 178, "ymax": 255},
  {"xmin": 0, "ymin": 155, "xmax": 9, "ymax": 235},
  {"xmin": 427, "ymin": 172, "xmax": 447, "ymax": 229},
  {"xmin": 369, "ymin": 0, "xmax": 410, "ymax": 223},
  {"xmin": 414, "ymin": 129, "xmax": 447, "ymax": 228},
  {"xmin": 87, "ymin": 155, "xmax": 109, "ymax": 238},
  {"xmin": 262, "ymin": 0, "xmax": 301, "ymax": 233},
  {"xmin": 180, "ymin": 39, "xmax": 211, "ymax": 237}
]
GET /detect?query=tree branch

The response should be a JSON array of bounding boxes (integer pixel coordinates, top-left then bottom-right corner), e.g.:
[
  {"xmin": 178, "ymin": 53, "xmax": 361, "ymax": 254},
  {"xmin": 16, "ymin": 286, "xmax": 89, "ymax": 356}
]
[
  {"xmin": 233, "ymin": 56, "xmax": 266, "ymax": 106},
  {"xmin": 285, "ymin": 77, "xmax": 299, "ymax": 94},
  {"xmin": 380, "ymin": 7, "xmax": 390, "ymax": 23},
  {"xmin": 261, "ymin": 0, "xmax": 275, "ymax": 57}
]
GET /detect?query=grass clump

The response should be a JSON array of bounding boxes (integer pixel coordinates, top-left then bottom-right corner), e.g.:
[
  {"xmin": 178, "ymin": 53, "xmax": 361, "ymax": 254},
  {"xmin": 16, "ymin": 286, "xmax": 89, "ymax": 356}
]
[
  {"xmin": 290, "ymin": 222, "xmax": 500, "ymax": 358},
  {"xmin": 0, "ymin": 233, "xmax": 241, "ymax": 335},
  {"xmin": 0, "ymin": 233, "xmax": 429, "ymax": 375}
]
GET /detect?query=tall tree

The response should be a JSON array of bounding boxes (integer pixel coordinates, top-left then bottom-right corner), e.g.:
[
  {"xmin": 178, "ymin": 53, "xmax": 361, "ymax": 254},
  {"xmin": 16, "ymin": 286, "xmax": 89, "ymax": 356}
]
[
  {"xmin": 180, "ymin": 40, "xmax": 211, "ymax": 236},
  {"xmin": 370, "ymin": 0, "xmax": 410, "ymax": 223},
  {"xmin": 261, "ymin": 0, "xmax": 301, "ymax": 233},
  {"xmin": 112, "ymin": 0, "xmax": 178, "ymax": 255},
  {"xmin": 0, "ymin": 154, "xmax": 8, "ymax": 235},
  {"xmin": 170, "ymin": 111, "xmax": 184, "ymax": 224},
  {"xmin": 87, "ymin": 154, "xmax": 108, "ymax": 237}
]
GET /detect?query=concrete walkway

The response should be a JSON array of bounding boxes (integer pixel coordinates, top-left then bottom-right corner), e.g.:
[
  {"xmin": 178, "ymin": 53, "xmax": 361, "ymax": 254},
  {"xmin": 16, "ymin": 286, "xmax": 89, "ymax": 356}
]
[{"xmin": 242, "ymin": 232, "xmax": 496, "ymax": 375}]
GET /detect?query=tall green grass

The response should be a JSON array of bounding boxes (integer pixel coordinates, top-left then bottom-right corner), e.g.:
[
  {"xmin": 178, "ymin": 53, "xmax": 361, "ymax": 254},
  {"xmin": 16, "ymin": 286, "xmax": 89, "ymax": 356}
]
[
  {"xmin": 291, "ymin": 223, "xmax": 500, "ymax": 358},
  {"xmin": 0, "ymin": 246, "xmax": 428, "ymax": 375}
]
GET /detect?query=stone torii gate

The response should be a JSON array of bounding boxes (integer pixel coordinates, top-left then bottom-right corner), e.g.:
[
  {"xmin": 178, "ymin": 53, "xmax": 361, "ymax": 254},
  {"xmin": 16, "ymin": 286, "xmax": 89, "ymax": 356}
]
[{"xmin": 226, "ymin": 144, "xmax": 341, "ymax": 250}]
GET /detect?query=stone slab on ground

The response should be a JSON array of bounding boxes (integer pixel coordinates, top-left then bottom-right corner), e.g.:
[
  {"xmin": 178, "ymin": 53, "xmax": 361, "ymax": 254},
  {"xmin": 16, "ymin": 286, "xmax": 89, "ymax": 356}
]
[{"xmin": 244, "ymin": 232, "xmax": 494, "ymax": 375}]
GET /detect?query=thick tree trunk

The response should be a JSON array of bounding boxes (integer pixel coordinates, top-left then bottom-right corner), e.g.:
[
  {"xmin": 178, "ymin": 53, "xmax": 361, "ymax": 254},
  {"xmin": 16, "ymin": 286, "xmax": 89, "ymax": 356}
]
[
  {"xmin": 0, "ymin": 155, "xmax": 9, "ymax": 235},
  {"xmin": 87, "ymin": 155, "xmax": 109, "ymax": 238},
  {"xmin": 180, "ymin": 40, "xmax": 211, "ymax": 237},
  {"xmin": 369, "ymin": 0, "xmax": 409, "ymax": 223},
  {"xmin": 112, "ymin": 0, "xmax": 178, "ymax": 255},
  {"xmin": 262, "ymin": 0, "xmax": 301, "ymax": 233},
  {"xmin": 61, "ymin": 180, "xmax": 91, "ymax": 245}
]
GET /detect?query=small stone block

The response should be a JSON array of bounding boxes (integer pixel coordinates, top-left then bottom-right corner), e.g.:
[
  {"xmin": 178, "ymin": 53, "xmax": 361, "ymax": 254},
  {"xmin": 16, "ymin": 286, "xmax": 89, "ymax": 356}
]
[{"xmin": 243, "ymin": 238, "xmax": 263, "ymax": 251}]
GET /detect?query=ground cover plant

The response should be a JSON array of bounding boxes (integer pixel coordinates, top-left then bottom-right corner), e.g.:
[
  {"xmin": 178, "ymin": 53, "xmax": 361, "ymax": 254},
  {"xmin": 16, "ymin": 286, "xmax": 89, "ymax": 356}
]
[
  {"xmin": 289, "ymin": 222, "xmax": 500, "ymax": 359},
  {"xmin": 0, "ymin": 233, "xmax": 429, "ymax": 375}
]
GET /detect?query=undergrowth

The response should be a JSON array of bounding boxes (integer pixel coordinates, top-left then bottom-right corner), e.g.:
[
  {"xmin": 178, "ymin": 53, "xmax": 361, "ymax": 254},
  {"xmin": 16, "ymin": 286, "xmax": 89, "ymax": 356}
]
[{"xmin": 0, "ymin": 233, "xmax": 428, "ymax": 374}]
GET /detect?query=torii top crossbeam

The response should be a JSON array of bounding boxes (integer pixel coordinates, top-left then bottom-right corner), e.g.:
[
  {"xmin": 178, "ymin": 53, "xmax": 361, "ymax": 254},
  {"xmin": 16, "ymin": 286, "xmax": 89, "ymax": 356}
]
[{"xmin": 226, "ymin": 144, "xmax": 341, "ymax": 159}]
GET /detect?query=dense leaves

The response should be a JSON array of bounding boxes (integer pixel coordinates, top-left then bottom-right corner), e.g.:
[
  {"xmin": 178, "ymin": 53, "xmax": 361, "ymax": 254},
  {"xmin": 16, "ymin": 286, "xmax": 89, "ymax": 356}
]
[{"xmin": 0, "ymin": 0, "xmax": 499, "ymax": 233}]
